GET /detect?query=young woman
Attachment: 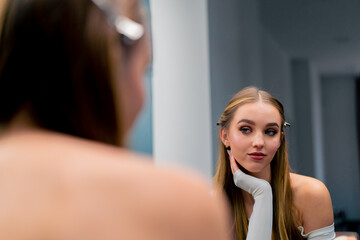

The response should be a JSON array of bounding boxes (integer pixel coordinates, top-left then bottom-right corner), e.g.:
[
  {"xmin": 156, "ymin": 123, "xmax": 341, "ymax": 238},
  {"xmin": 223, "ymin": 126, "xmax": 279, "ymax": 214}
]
[
  {"xmin": 214, "ymin": 86, "xmax": 335, "ymax": 240},
  {"xmin": 0, "ymin": 0, "xmax": 232, "ymax": 239}
]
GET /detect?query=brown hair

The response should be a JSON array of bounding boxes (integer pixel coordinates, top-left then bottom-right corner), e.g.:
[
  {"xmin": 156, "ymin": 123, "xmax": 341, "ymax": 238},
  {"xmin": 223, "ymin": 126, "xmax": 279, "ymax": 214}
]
[
  {"xmin": 214, "ymin": 86, "xmax": 303, "ymax": 240},
  {"xmin": 0, "ymin": 0, "xmax": 141, "ymax": 145}
]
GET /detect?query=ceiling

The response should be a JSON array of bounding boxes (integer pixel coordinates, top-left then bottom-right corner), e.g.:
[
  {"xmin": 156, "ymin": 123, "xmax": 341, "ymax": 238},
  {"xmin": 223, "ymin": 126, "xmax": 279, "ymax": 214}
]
[{"xmin": 260, "ymin": 0, "xmax": 360, "ymax": 75}]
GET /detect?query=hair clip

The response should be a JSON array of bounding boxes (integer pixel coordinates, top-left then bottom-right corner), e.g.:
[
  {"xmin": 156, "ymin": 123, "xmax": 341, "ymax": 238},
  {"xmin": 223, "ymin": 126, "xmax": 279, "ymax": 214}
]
[
  {"xmin": 283, "ymin": 122, "xmax": 291, "ymax": 128},
  {"xmin": 91, "ymin": 0, "xmax": 144, "ymax": 45}
]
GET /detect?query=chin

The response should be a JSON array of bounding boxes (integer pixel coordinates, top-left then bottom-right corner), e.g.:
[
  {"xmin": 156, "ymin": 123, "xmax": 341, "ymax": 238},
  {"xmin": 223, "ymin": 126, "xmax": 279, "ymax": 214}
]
[{"xmin": 237, "ymin": 161, "xmax": 269, "ymax": 175}]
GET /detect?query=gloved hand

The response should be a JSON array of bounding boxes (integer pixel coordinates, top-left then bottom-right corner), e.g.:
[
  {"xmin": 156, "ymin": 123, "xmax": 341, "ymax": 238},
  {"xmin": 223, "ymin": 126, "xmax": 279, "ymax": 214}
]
[{"xmin": 228, "ymin": 150, "xmax": 273, "ymax": 240}]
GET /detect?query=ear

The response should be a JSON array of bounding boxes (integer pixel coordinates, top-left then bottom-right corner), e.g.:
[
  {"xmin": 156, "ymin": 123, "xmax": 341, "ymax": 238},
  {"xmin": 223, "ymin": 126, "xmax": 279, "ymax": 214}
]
[{"xmin": 220, "ymin": 128, "xmax": 230, "ymax": 148}]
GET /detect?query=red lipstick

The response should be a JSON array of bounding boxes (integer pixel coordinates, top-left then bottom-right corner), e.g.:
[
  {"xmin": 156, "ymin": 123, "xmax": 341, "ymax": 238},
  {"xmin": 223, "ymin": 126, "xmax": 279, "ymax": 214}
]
[{"xmin": 248, "ymin": 152, "xmax": 266, "ymax": 160}]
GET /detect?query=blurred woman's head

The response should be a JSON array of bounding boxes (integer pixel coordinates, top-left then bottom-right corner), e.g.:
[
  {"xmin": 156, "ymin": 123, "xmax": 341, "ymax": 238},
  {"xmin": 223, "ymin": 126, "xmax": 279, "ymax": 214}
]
[{"xmin": 0, "ymin": 0, "xmax": 150, "ymax": 145}]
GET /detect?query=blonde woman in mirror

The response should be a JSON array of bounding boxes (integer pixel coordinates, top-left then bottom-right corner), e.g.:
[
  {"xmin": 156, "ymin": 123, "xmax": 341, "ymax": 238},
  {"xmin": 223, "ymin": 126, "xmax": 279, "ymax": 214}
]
[
  {"xmin": 0, "ymin": 0, "xmax": 232, "ymax": 239},
  {"xmin": 214, "ymin": 86, "xmax": 335, "ymax": 240}
]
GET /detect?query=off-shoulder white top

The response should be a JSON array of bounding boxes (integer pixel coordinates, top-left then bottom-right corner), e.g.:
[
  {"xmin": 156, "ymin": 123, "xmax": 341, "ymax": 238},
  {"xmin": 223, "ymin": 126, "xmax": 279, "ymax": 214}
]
[{"xmin": 298, "ymin": 223, "xmax": 336, "ymax": 240}]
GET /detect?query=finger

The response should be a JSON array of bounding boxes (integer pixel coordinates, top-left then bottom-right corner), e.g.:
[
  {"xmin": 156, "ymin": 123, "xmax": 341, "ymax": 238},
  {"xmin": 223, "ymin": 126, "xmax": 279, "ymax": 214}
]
[{"xmin": 227, "ymin": 150, "xmax": 238, "ymax": 174}]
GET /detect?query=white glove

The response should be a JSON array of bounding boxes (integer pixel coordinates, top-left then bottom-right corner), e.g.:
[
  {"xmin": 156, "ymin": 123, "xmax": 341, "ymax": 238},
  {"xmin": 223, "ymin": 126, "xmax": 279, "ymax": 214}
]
[{"xmin": 228, "ymin": 150, "xmax": 273, "ymax": 240}]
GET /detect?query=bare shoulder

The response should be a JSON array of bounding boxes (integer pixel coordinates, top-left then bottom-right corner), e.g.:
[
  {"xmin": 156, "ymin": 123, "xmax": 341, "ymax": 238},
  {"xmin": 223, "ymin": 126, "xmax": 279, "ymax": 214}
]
[
  {"xmin": 101, "ymin": 152, "xmax": 232, "ymax": 240},
  {"xmin": 0, "ymin": 130, "xmax": 232, "ymax": 240},
  {"xmin": 290, "ymin": 173, "xmax": 334, "ymax": 233},
  {"xmin": 87, "ymin": 150, "xmax": 232, "ymax": 240},
  {"xmin": 290, "ymin": 173, "xmax": 331, "ymax": 201},
  {"xmin": 119, "ymin": 161, "xmax": 232, "ymax": 240}
]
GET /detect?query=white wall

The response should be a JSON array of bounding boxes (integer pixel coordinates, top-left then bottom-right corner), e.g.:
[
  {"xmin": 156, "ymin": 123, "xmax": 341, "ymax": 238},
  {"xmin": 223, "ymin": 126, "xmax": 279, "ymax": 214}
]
[
  {"xmin": 208, "ymin": 0, "xmax": 264, "ymax": 174},
  {"xmin": 261, "ymin": 28, "xmax": 298, "ymax": 169},
  {"xmin": 310, "ymin": 66, "xmax": 325, "ymax": 182},
  {"xmin": 262, "ymin": 28, "xmax": 292, "ymax": 116},
  {"xmin": 321, "ymin": 75, "xmax": 360, "ymax": 220},
  {"xmin": 150, "ymin": 0, "xmax": 297, "ymax": 178},
  {"xmin": 291, "ymin": 59, "xmax": 316, "ymax": 176},
  {"xmin": 289, "ymin": 59, "xmax": 327, "ymax": 181},
  {"xmin": 238, "ymin": 0, "xmax": 263, "ymax": 87},
  {"xmin": 150, "ymin": 0, "xmax": 212, "ymax": 178}
]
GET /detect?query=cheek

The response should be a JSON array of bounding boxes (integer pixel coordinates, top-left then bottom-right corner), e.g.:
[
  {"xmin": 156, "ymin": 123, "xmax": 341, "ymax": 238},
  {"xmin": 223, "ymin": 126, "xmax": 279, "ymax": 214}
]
[
  {"xmin": 128, "ymin": 62, "xmax": 145, "ymax": 102},
  {"xmin": 111, "ymin": 51, "xmax": 146, "ymax": 132},
  {"xmin": 269, "ymin": 138, "xmax": 281, "ymax": 155},
  {"xmin": 228, "ymin": 132, "xmax": 248, "ymax": 149},
  {"xmin": 123, "ymin": 44, "xmax": 149, "ymax": 117},
  {"xmin": 228, "ymin": 133, "xmax": 249, "ymax": 161},
  {"xmin": 122, "ymin": 61, "xmax": 145, "ymax": 125},
  {"xmin": 128, "ymin": 41, "xmax": 150, "ymax": 110}
]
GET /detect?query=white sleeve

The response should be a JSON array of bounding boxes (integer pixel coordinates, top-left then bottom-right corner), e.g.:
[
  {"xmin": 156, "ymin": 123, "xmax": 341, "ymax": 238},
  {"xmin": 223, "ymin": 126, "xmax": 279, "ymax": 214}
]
[
  {"xmin": 298, "ymin": 223, "xmax": 336, "ymax": 240},
  {"xmin": 233, "ymin": 169, "xmax": 273, "ymax": 240}
]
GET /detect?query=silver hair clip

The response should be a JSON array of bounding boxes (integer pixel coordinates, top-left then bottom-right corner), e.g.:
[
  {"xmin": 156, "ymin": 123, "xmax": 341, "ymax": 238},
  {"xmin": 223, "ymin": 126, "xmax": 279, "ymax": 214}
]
[
  {"xmin": 283, "ymin": 122, "xmax": 291, "ymax": 128},
  {"xmin": 90, "ymin": 0, "xmax": 145, "ymax": 45}
]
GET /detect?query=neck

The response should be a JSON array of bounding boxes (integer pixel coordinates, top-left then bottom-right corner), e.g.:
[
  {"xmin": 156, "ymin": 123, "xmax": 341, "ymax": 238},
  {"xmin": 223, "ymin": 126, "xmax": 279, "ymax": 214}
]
[
  {"xmin": 2, "ymin": 109, "xmax": 38, "ymax": 135},
  {"xmin": 249, "ymin": 166, "xmax": 271, "ymax": 183}
]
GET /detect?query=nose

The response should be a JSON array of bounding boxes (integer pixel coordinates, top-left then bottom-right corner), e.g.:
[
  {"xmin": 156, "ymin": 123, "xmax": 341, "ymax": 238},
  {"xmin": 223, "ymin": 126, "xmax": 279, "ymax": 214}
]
[{"xmin": 252, "ymin": 132, "xmax": 264, "ymax": 148}]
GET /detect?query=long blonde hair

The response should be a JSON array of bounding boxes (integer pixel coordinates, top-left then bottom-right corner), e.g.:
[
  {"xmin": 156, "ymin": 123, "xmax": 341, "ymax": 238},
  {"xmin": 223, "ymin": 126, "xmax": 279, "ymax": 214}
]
[{"xmin": 214, "ymin": 86, "xmax": 303, "ymax": 240}]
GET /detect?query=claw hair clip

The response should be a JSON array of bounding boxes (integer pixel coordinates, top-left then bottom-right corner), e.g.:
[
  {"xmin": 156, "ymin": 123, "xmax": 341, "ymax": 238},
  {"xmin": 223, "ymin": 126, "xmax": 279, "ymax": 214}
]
[
  {"xmin": 91, "ymin": 0, "xmax": 145, "ymax": 45},
  {"xmin": 283, "ymin": 122, "xmax": 291, "ymax": 128}
]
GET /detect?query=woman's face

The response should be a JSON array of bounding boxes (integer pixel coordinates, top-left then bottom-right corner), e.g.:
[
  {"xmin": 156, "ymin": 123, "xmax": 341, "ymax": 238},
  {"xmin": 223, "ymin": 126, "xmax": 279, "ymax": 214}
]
[
  {"xmin": 120, "ymin": 35, "xmax": 150, "ymax": 131},
  {"xmin": 111, "ymin": 17, "xmax": 151, "ymax": 134},
  {"xmin": 220, "ymin": 101, "xmax": 282, "ymax": 178}
]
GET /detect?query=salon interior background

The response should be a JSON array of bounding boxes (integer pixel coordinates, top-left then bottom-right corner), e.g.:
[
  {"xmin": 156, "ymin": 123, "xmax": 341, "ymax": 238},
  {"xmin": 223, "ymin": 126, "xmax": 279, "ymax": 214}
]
[
  {"xmin": 130, "ymin": 0, "xmax": 360, "ymax": 232},
  {"xmin": 0, "ymin": 0, "xmax": 356, "ymax": 233}
]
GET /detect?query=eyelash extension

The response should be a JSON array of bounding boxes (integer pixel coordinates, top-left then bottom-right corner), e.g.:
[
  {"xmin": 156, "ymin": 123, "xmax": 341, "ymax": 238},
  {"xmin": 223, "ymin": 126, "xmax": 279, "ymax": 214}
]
[
  {"xmin": 239, "ymin": 126, "xmax": 279, "ymax": 136},
  {"xmin": 265, "ymin": 129, "xmax": 278, "ymax": 136},
  {"xmin": 240, "ymin": 127, "xmax": 251, "ymax": 133}
]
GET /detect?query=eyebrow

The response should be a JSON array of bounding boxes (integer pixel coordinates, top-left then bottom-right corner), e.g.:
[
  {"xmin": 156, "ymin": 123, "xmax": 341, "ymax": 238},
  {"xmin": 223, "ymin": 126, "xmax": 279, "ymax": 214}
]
[
  {"xmin": 237, "ymin": 119, "xmax": 255, "ymax": 125},
  {"xmin": 237, "ymin": 119, "xmax": 280, "ymax": 128}
]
